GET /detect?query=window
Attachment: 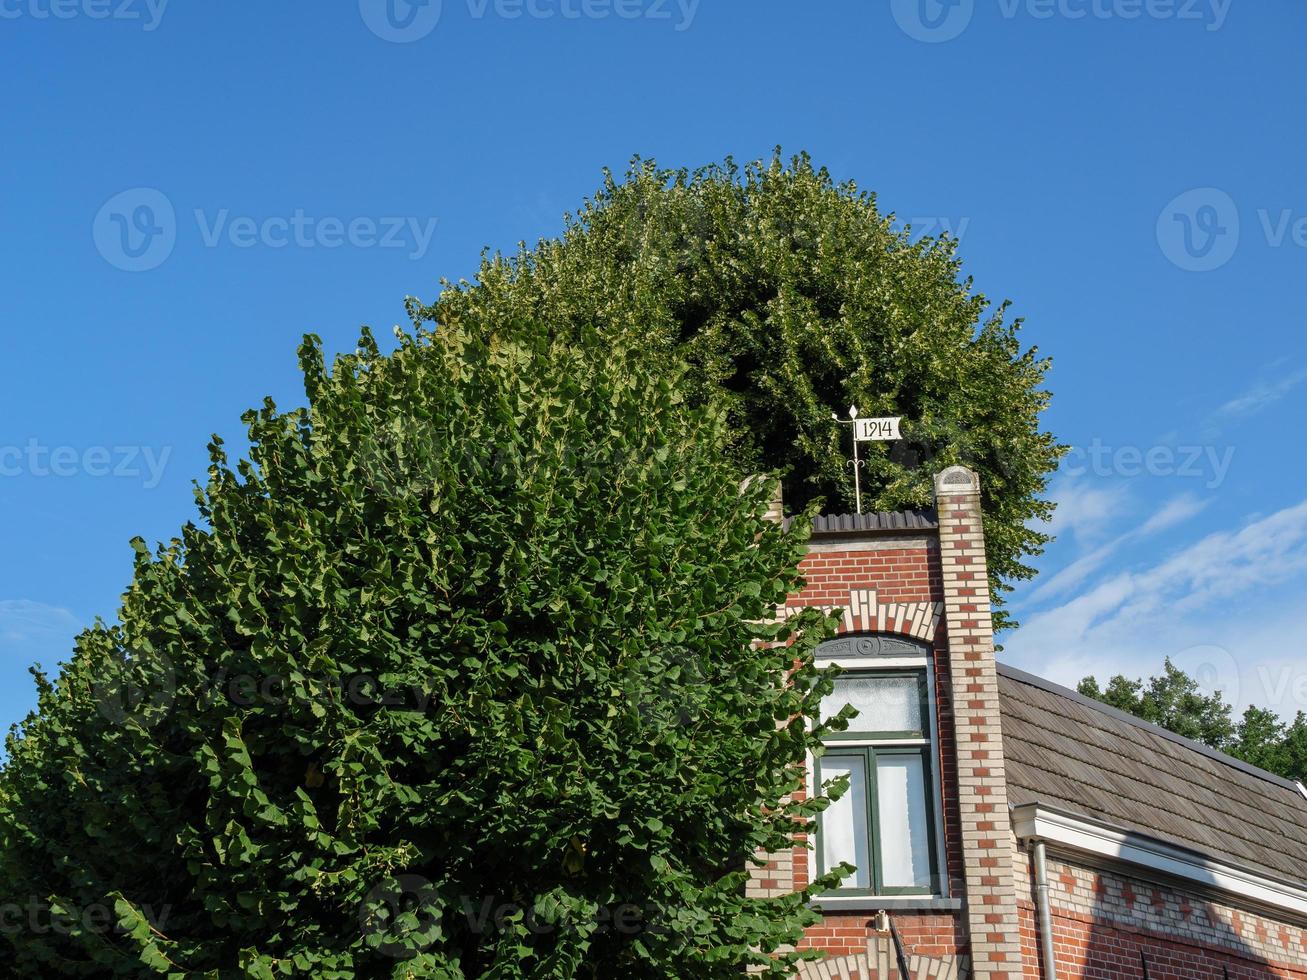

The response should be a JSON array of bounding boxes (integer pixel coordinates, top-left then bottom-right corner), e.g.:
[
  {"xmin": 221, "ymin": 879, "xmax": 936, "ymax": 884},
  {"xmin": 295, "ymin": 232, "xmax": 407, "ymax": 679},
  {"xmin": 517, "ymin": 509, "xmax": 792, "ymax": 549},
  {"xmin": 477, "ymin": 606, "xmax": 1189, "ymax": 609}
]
[{"xmin": 813, "ymin": 636, "xmax": 942, "ymax": 897}]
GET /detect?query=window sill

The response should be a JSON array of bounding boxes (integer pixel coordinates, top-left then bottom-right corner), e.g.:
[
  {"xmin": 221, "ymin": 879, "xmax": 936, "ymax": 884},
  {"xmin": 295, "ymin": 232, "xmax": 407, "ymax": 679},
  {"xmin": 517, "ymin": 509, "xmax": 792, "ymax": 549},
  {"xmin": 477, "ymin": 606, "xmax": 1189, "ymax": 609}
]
[{"xmin": 809, "ymin": 895, "xmax": 962, "ymax": 913}]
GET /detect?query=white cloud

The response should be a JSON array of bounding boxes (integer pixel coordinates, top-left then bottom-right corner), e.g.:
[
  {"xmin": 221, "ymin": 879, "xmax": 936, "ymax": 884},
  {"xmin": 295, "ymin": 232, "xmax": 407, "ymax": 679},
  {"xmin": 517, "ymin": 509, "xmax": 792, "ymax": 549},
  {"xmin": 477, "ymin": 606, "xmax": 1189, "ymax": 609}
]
[
  {"xmin": 1212, "ymin": 367, "xmax": 1307, "ymax": 422},
  {"xmin": 1138, "ymin": 494, "xmax": 1210, "ymax": 536},
  {"xmin": 1025, "ymin": 493, "xmax": 1208, "ymax": 605},
  {"xmin": 1005, "ymin": 500, "xmax": 1307, "ymax": 715},
  {"xmin": 1041, "ymin": 478, "xmax": 1132, "ymax": 546},
  {"xmin": 1125, "ymin": 501, "xmax": 1307, "ymax": 616},
  {"xmin": 1008, "ymin": 367, "xmax": 1307, "ymax": 717},
  {"xmin": 0, "ymin": 600, "xmax": 81, "ymax": 647}
]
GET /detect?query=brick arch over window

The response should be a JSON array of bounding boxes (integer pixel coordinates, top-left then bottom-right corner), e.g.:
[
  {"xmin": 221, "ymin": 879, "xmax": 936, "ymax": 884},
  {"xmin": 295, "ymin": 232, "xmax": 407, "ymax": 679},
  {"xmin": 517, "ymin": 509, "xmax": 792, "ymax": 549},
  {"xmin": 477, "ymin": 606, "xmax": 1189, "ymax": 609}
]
[
  {"xmin": 781, "ymin": 588, "xmax": 944, "ymax": 642},
  {"xmin": 794, "ymin": 937, "xmax": 969, "ymax": 979}
]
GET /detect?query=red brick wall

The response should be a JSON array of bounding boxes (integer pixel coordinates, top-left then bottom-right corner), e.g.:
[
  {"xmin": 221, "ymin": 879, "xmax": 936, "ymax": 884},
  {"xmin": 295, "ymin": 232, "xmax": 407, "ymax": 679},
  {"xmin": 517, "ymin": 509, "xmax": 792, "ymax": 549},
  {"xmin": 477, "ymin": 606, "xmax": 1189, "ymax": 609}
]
[
  {"xmin": 790, "ymin": 545, "xmax": 942, "ymax": 608},
  {"xmin": 788, "ymin": 537, "xmax": 972, "ymax": 964},
  {"xmin": 778, "ymin": 479, "xmax": 1307, "ymax": 979},
  {"xmin": 799, "ymin": 911, "xmax": 968, "ymax": 960},
  {"xmin": 1018, "ymin": 900, "xmax": 1307, "ymax": 979},
  {"xmin": 783, "ymin": 468, "xmax": 1023, "ymax": 977},
  {"xmin": 1014, "ymin": 852, "xmax": 1307, "ymax": 979}
]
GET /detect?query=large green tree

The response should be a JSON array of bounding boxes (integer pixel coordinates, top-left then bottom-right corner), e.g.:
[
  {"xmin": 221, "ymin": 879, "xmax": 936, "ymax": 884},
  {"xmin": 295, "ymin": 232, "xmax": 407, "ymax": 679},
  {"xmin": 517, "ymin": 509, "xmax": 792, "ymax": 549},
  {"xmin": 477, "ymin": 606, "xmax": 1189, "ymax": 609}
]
[
  {"xmin": 0, "ymin": 323, "xmax": 850, "ymax": 978},
  {"xmin": 414, "ymin": 153, "xmax": 1064, "ymax": 627}
]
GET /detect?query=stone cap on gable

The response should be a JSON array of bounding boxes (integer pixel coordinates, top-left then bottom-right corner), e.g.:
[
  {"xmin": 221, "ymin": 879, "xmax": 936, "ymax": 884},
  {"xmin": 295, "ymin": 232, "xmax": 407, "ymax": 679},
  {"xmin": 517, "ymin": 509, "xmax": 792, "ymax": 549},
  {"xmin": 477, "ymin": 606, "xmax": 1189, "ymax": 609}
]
[{"xmin": 935, "ymin": 464, "xmax": 980, "ymax": 496}]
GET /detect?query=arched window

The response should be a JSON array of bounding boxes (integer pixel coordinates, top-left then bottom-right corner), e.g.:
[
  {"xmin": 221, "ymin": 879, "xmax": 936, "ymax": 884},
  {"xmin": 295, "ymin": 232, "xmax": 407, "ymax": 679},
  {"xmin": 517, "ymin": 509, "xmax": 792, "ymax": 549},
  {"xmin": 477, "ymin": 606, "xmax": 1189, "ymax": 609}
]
[{"xmin": 812, "ymin": 634, "xmax": 943, "ymax": 898}]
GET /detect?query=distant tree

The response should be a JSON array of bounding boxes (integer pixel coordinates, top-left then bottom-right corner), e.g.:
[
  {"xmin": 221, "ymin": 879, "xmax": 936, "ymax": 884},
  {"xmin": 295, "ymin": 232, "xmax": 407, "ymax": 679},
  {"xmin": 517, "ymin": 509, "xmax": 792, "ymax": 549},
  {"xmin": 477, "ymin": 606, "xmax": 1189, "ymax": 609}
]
[
  {"xmin": 0, "ymin": 323, "xmax": 849, "ymax": 978},
  {"xmin": 414, "ymin": 152, "xmax": 1066, "ymax": 628},
  {"xmin": 1079, "ymin": 661, "xmax": 1307, "ymax": 784},
  {"xmin": 1077, "ymin": 658, "xmax": 1235, "ymax": 749},
  {"xmin": 1279, "ymin": 713, "xmax": 1307, "ymax": 784},
  {"xmin": 1232, "ymin": 706, "xmax": 1289, "ymax": 777}
]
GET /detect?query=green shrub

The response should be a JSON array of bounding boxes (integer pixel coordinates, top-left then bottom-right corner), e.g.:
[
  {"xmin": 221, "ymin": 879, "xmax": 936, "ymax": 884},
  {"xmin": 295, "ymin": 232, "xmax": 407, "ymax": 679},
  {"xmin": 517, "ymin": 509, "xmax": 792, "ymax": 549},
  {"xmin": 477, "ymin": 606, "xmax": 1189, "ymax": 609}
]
[{"xmin": 0, "ymin": 323, "xmax": 846, "ymax": 978}]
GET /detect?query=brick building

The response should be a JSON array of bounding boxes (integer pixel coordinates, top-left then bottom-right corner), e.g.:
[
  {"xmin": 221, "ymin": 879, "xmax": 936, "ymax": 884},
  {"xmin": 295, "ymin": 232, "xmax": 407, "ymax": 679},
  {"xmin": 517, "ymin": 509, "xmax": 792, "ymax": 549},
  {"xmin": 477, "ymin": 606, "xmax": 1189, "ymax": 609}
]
[{"xmin": 754, "ymin": 466, "xmax": 1307, "ymax": 979}]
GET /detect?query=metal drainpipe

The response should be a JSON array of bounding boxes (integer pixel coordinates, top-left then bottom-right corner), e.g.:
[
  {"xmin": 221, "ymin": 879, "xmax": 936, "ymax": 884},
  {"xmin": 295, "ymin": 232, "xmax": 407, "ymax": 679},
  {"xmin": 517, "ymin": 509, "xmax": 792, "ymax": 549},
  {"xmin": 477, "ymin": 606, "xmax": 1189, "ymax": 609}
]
[
  {"xmin": 882, "ymin": 912, "xmax": 914, "ymax": 979},
  {"xmin": 1032, "ymin": 840, "xmax": 1059, "ymax": 980}
]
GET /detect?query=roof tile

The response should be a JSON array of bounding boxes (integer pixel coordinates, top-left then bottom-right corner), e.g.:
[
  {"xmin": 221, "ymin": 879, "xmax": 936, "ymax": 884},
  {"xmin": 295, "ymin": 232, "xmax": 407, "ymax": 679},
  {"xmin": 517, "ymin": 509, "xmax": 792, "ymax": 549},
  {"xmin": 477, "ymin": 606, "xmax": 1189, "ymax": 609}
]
[{"xmin": 998, "ymin": 664, "xmax": 1307, "ymax": 885}]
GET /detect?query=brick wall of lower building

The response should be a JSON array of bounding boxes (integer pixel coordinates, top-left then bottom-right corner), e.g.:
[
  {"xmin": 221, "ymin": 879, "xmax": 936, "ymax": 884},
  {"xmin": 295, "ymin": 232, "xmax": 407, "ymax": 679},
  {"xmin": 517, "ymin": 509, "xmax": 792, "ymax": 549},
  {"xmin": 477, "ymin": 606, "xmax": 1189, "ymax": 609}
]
[{"xmin": 1015, "ymin": 847, "xmax": 1307, "ymax": 978}]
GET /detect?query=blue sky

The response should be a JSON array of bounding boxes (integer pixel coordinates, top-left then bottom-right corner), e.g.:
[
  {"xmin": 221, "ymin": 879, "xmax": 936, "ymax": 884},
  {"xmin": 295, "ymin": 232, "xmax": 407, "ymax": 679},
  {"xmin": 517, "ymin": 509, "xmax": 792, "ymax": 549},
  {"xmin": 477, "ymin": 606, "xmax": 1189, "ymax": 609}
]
[{"xmin": 3, "ymin": 0, "xmax": 1307, "ymax": 732}]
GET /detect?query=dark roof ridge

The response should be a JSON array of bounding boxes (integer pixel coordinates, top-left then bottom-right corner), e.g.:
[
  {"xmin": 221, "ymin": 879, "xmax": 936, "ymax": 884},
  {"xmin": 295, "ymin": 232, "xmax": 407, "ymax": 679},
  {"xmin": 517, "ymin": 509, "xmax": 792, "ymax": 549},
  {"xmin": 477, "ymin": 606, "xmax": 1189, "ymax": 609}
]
[
  {"xmin": 784, "ymin": 509, "xmax": 939, "ymax": 536},
  {"xmin": 997, "ymin": 661, "xmax": 1306, "ymax": 798}
]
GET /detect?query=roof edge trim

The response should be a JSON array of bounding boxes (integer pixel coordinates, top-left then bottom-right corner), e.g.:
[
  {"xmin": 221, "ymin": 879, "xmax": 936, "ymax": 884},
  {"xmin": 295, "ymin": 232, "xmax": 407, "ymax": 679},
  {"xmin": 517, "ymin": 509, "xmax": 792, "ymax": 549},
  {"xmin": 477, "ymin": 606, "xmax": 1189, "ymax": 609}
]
[
  {"xmin": 997, "ymin": 662, "xmax": 1302, "ymax": 794},
  {"xmin": 1013, "ymin": 802, "xmax": 1307, "ymax": 921}
]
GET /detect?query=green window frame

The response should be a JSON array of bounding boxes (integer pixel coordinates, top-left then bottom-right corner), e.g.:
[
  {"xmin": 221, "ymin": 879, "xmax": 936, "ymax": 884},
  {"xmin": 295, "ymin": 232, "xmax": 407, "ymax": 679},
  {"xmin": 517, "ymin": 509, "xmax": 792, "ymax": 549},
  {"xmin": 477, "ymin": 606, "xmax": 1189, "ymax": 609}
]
[
  {"xmin": 821, "ymin": 669, "xmax": 930, "ymax": 741},
  {"xmin": 815, "ymin": 666, "xmax": 942, "ymax": 897}
]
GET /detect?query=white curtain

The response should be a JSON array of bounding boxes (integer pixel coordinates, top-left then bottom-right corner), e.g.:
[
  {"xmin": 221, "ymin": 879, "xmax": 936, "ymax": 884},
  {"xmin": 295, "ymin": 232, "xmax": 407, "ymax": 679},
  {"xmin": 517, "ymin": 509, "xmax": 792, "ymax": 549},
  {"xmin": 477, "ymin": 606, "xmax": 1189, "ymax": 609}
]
[
  {"xmin": 822, "ymin": 675, "xmax": 921, "ymax": 733},
  {"xmin": 876, "ymin": 754, "xmax": 932, "ymax": 889},
  {"xmin": 820, "ymin": 756, "xmax": 871, "ymax": 888}
]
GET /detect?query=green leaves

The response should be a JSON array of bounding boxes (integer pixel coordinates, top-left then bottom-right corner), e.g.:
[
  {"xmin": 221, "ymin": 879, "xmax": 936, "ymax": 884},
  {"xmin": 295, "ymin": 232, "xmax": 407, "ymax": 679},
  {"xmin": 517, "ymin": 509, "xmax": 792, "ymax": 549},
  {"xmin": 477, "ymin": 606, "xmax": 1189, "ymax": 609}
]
[
  {"xmin": 416, "ymin": 152, "xmax": 1066, "ymax": 629},
  {"xmin": 0, "ymin": 321, "xmax": 838, "ymax": 977}
]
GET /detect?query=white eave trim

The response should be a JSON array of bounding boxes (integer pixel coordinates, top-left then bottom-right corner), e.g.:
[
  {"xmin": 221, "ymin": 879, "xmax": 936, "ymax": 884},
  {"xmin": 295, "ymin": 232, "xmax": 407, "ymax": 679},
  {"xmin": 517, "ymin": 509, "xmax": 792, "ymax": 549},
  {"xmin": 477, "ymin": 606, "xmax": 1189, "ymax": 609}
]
[{"xmin": 1012, "ymin": 803, "xmax": 1307, "ymax": 921}]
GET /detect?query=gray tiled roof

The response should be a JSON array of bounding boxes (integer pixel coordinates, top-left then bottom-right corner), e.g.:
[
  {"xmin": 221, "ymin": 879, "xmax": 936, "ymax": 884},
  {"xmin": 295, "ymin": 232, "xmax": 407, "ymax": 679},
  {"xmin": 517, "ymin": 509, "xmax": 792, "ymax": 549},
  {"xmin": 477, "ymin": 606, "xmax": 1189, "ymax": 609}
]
[
  {"xmin": 787, "ymin": 510, "xmax": 939, "ymax": 535},
  {"xmin": 998, "ymin": 663, "xmax": 1307, "ymax": 885}
]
